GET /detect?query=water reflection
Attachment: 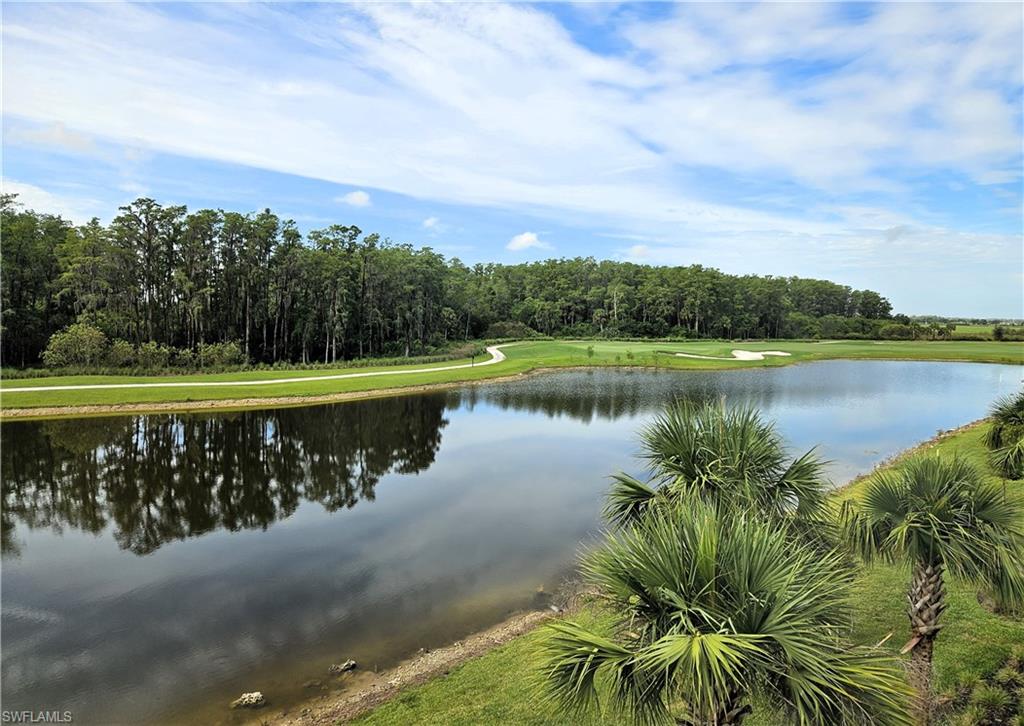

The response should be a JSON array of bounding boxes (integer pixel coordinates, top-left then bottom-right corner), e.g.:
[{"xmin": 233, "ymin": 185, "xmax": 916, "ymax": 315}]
[
  {"xmin": 2, "ymin": 395, "xmax": 449, "ymax": 557},
  {"xmin": 1, "ymin": 361, "xmax": 1020, "ymax": 725},
  {"xmin": 4, "ymin": 362, "xmax": 1023, "ymax": 559}
]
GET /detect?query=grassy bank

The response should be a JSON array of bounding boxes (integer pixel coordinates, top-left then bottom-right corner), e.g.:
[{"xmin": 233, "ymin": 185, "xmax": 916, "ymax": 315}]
[
  {"xmin": 2, "ymin": 339, "xmax": 1021, "ymax": 413},
  {"xmin": 348, "ymin": 422, "xmax": 1023, "ymax": 726}
]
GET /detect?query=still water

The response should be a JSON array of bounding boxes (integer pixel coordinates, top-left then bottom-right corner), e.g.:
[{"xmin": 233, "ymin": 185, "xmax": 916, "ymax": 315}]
[{"xmin": 2, "ymin": 361, "xmax": 1021, "ymax": 724}]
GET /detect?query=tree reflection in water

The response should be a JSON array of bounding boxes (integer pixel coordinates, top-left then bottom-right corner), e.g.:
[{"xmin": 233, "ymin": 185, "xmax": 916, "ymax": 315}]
[{"xmin": 1, "ymin": 394, "xmax": 449, "ymax": 556}]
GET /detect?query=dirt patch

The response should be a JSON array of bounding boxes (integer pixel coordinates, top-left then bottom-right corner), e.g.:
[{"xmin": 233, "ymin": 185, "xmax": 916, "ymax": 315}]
[{"xmin": 256, "ymin": 609, "xmax": 553, "ymax": 725}]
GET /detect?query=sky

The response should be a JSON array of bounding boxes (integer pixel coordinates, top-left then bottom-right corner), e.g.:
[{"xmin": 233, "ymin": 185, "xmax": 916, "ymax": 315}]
[{"xmin": 2, "ymin": 2, "xmax": 1022, "ymax": 317}]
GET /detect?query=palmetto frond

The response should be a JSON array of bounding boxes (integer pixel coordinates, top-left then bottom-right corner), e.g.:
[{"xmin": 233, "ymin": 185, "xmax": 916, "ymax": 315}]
[
  {"xmin": 540, "ymin": 503, "xmax": 912, "ymax": 725},
  {"xmin": 842, "ymin": 454, "xmax": 1024, "ymax": 605},
  {"xmin": 984, "ymin": 390, "xmax": 1024, "ymax": 449},
  {"xmin": 605, "ymin": 473, "xmax": 661, "ymax": 528},
  {"xmin": 991, "ymin": 436, "xmax": 1024, "ymax": 480},
  {"xmin": 984, "ymin": 391, "xmax": 1024, "ymax": 478},
  {"xmin": 610, "ymin": 399, "xmax": 831, "ymax": 530}
]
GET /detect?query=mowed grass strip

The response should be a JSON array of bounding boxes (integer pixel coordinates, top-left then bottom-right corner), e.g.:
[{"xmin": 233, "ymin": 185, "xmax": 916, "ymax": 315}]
[
  {"xmin": 353, "ymin": 423, "xmax": 1024, "ymax": 726},
  {"xmin": 1, "ymin": 339, "xmax": 1021, "ymax": 411}
]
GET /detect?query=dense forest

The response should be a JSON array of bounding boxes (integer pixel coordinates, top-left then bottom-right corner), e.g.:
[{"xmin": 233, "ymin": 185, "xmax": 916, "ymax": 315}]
[{"xmin": 1, "ymin": 195, "xmax": 900, "ymax": 368}]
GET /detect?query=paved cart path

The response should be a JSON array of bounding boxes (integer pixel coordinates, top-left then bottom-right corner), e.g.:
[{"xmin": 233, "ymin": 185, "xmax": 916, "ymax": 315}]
[{"xmin": 2, "ymin": 345, "xmax": 508, "ymax": 393}]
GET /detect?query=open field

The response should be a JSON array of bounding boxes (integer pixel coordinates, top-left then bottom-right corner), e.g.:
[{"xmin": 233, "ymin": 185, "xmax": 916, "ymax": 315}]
[
  {"xmin": 954, "ymin": 324, "xmax": 1024, "ymax": 339},
  {"xmin": 2, "ymin": 339, "xmax": 1022, "ymax": 414},
  {"xmin": 341, "ymin": 422, "xmax": 1023, "ymax": 726},
  {"xmin": 955, "ymin": 324, "xmax": 997, "ymax": 336}
]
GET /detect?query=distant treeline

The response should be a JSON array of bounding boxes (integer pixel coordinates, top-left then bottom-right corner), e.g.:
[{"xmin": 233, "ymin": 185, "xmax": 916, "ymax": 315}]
[
  {"xmin": 911, "ymin": 316, "xmax": 1024, "ymax": 325},
  {"xmin": 2, "ymin": 194, "xmax": 906, "ymax": 368}
]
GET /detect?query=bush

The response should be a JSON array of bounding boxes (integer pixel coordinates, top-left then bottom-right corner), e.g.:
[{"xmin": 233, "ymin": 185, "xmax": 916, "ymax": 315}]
[
  {"xmin": 136, "ymin": 341, "xmax": 171, "ymax": 369},
  {"xmin": 42, "ymin": 323, "xmax": 109, "ymax": 368},
  {"xmin": 107, "ymin": 339, "xmax": 135, "ymax": 368},
  {"xmin": 879, "ymin": 323, "xmax": 916, "ymax": 340},
  {"xmin": 484, "ymin": 321, "xmax": 539, "ymax": 339},
  {"xmin": 173, "ymin": 348, "xmax": 195, "ymax": 368},
  {"xmin": 198, "ymin": 341, "xmax": 245, "ymax": 368}
]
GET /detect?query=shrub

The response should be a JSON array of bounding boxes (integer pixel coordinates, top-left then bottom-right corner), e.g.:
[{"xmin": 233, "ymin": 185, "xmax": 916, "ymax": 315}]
[
  {"xmin": 136, "ymin": 341, "xmax": 171, "ymax": 369},
  {"xmin": 879, "ymin": 323, "xmax": 916, "ymax": 340},
  {"xmin": 970, "ymin": 683, "xmax": 1011, "ymax": 714},
  {"xmin": 217, "ymin": 341, "xmax": 244, "ymax": 366},
  {"xmin": 197, "ymin": 341, "xmax": 245, "ymax": 368},
  {"xmin": 107, "ymin": 339, "xmax": 135, "ymax": 368},
  {"xmin": 484, "ymin": 321, "xmax": 539, "ymax": 339},
  {"xmin": 42, "ymin": 323, "xmax": 109, "ymax": 368},
  {"xmin": 173, "ymin": 348, "xmax": 196, "ymax": 369}
]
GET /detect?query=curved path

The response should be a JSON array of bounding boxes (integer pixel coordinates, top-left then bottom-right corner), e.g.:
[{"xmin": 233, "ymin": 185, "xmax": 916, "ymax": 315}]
[{"xmin": 2, "ymin": 345, "xmax": 508, "ymax": 394}]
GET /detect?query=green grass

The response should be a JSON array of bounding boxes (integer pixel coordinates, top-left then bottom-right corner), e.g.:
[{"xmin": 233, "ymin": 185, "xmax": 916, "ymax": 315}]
[
  {"xmin": 954, "ymin": 324, "xmax": 1024, "ymax": 340},
  {"xmin": 2, "ymin": 339, "xmax": 1021, "ymax": 412},
  {"xmin": 955, "ymin": 324, "xmax": 997, "ymax": 337},
  {"xmin": 353, "ymin": 422, "xmax": 1024, "ymax": 726}
]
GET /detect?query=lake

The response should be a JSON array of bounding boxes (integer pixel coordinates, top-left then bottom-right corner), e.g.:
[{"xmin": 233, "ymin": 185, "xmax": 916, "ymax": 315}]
[{"xmin": 2, "ymin": 360, "xmax": 1021, "ymax": 724}]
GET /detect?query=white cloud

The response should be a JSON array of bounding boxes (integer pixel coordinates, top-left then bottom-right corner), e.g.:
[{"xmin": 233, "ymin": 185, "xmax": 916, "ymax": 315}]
[
  {"xmin": 422, "ymin": 216, "xmax": 440, "ymax": 229},
  {"xmin": 506, "ymin": 231, "xmax": 550, "ymax": 251},
  {"xmin": 6, "ymin": 121, "xmax": 96, "ymax": 153},
  {"xmin": 336, "ymin": 190, "xmax": 371, "ymax": 207},
  {"xmin": 1, "ymin": 178, "xmax": 103, "ymax": 223},
  {"xmin": 1, "ymin": 2, "xmax": 1020, "ymax": 313},
  {"xmin": 5, "ymin": 3, "xmax": 1018, "ymax": 219}
]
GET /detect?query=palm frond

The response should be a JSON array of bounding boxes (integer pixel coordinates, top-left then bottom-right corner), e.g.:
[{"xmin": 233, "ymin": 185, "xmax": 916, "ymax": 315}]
[
  {"xmin": 984, "ymin": 390, "xmax": 1024, "ymax": 449},
  {"xmin": 625, "ymin": 399, "xmax": 831, "ymax": 532},
  {"xmin": 991, "ymin": 436, "xmax": 1024, "ymax": 479},
  {"xmin": 605, "ymin": 473, "xmax": 660, "ymax": 528},
  {"xmin": 843, "ymin": 453, "xmax": 1024, "ymax": 602},
  {"xmin": 542, "ymin": 502, "xmax": 911, "ymax": 724},
  {"xmin": 538, "ymin": 619, "xmax": 670, "ymax": 725}
]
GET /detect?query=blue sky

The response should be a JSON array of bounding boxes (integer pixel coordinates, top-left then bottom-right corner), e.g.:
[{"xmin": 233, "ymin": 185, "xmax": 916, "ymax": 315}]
[{"xmin": 2, "ymin": 2, "xmax": 1022, "ymax": 316}]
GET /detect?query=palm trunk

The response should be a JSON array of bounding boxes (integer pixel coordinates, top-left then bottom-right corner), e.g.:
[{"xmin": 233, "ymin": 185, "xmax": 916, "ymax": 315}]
[{"xmin": 904, "ymin": 561, "xmax": 945, "ymax": 725}]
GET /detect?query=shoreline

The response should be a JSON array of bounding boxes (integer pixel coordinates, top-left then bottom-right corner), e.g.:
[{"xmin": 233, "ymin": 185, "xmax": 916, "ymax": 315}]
[
  {"xmin": 0, "ymin": 370, "xmax": 538, "ymax": 420},
  {"xmin": 832, "ymin": 418, "xmax": 987, "ymax": 496},
  {"xmin": 243, "ymin": 421, "xmax": 990, "ymax": 725},
  {"xmin": 255, "ymin": 609, "xmax": 555, "ymax": 725},
  {"xmin": 3, "ymin": 353, "xmax": 1020, "ymax": 421}
]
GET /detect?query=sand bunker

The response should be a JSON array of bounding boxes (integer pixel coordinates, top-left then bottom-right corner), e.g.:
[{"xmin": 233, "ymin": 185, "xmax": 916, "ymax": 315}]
[{"xmin": 674, "ymin": 349, "xmax": 792, "ymax": 361}]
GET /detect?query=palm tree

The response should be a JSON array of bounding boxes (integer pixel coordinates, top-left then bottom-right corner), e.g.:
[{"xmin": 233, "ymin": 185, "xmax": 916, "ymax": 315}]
[
  {"xmin": 606, "ymin": 400, "xmax": 829, "ymax": 535},
  {"xmin": 984, "ymin": 390, "xmax": 1024, "ymax": 479},
  {"xmin": 540, "ymin": 502, "xmax": 912, "ymax": 725},
  {"xmin": 842, "ymin": 454, "xmax": 1024, "ymax": 723}
]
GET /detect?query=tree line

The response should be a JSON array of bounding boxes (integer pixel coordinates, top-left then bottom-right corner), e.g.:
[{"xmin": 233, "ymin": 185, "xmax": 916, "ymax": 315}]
[
  {"xmin": 2, "ymin": 194, "xmax": 896, "ymax": 368},
  {"xmin": 1, "ymin": 393, "xmax": 449, "ymax": 556}
]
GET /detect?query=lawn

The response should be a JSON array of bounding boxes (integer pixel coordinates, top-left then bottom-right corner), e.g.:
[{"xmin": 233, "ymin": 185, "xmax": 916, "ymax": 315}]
[
  {"xmin": 353, "ymin": 422, "xmax": 1024, "ymax": 726},
  {"xmin": 2, "ymin": 339, "xmax": 1021, "ymax": 413}
]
